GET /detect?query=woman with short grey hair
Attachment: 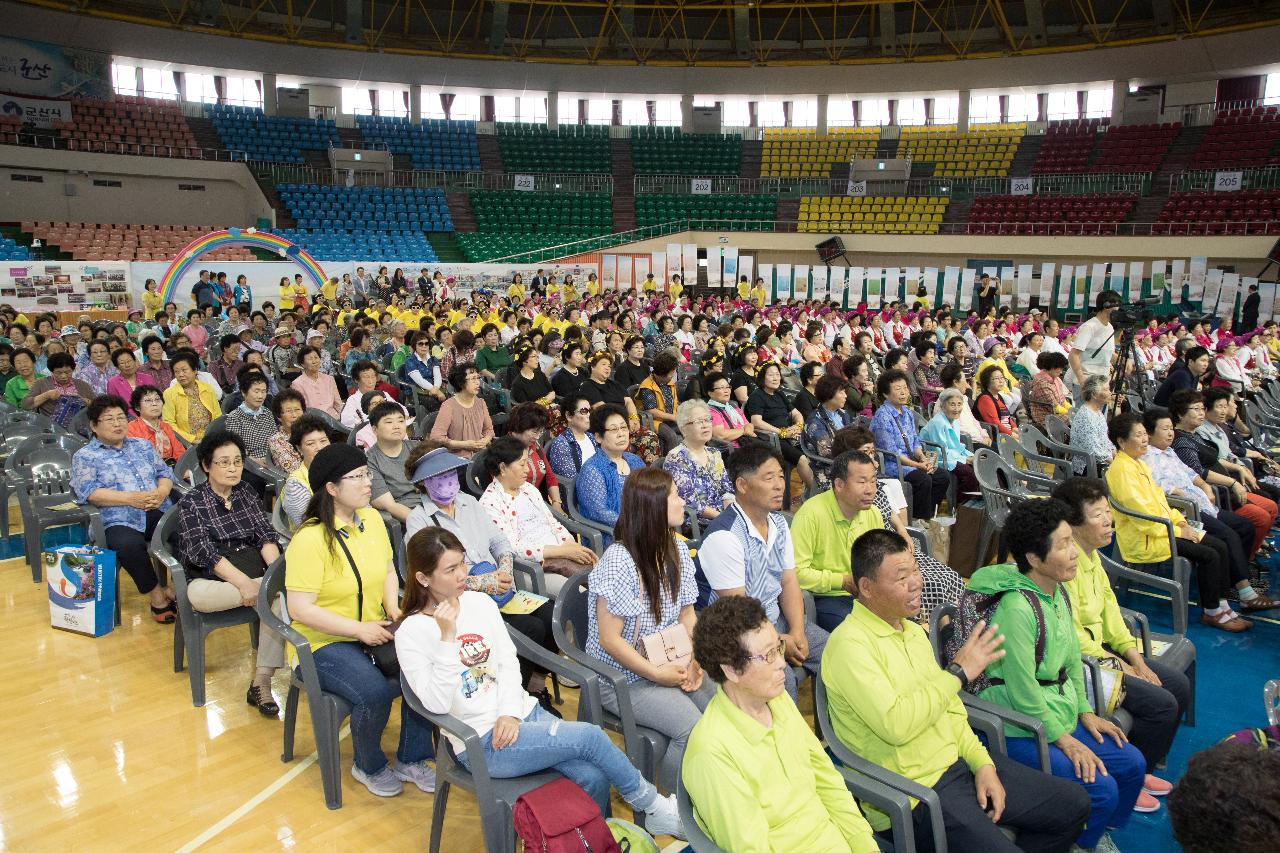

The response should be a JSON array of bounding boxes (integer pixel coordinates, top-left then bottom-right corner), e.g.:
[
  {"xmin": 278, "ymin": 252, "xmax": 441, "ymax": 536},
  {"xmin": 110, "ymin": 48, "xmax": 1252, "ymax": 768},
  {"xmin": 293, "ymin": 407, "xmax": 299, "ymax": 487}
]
[
  {"xmin": 1070, "ymin": 374, "xmax": 1116, "ymax": 467},
  {"xmin": 664, "ymin": 399, "xmax": 734, "ymax": 521}
]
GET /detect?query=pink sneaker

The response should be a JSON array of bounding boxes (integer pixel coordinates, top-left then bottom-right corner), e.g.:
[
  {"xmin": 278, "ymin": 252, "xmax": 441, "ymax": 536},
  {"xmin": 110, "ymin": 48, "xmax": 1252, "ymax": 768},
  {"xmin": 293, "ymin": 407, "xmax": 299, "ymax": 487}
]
[
  {"xmin": 1134, "ymin": 790, "xmax": 1161, "ymax": 813},
  {"xmin": 1143, "ymin": 774, "xmax": 1173, "ymax": 796}
]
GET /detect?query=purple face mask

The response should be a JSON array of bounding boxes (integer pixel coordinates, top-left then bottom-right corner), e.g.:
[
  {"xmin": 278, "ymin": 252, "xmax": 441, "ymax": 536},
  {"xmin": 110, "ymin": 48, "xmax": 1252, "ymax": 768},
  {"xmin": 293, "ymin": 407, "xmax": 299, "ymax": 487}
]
[{"xmin": 423, "ymin": 470, "xmax": 460, "ymax": 505}]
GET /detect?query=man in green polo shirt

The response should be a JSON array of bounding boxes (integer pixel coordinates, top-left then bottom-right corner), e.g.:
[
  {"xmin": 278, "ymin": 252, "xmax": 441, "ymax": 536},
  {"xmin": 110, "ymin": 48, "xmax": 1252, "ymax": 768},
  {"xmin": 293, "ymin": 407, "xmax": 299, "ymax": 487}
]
[
  {"xmin": 822, "ymin": 527, "xmax": 1090, "ymax": 852},
  {"xmin": 792, "ymin": 450, "xmax": 884, "ymax": 631}
]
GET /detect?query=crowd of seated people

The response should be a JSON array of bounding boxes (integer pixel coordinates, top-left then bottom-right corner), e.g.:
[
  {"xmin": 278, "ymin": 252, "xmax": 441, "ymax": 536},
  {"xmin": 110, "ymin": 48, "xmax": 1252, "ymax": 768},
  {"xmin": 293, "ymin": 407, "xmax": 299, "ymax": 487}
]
[{"xmin": 6, "ymin": 268, "xmax": 1280, "ymax": 850}]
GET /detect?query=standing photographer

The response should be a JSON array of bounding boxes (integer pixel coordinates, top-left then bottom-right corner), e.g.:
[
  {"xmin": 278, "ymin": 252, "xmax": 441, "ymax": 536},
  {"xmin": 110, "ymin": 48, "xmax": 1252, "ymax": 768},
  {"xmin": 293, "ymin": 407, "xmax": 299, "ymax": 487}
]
[{"xmin": 1070, "ymin": 290, "xmax": 1123, "ymax": 404}]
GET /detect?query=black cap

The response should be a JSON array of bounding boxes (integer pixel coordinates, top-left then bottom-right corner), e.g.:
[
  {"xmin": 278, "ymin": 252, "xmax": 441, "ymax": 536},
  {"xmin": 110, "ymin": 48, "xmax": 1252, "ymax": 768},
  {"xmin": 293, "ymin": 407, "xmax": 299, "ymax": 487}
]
[{"xmin": 308, "ymin": 444, "xmax": 368, "ymax": 493}]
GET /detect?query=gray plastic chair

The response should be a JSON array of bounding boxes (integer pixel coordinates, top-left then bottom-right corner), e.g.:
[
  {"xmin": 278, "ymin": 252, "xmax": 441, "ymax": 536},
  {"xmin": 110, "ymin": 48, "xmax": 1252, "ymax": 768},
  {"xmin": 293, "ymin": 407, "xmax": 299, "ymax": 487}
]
[
  {"xmin": 560, "ymin": 476, "xmax": 616, "ymax": 552},
  {"xmin": 1107, "ymin": 496, "xmax": 1195, "ymax": 631},
  {"xmin": 257, "ymin": 555, "xmax": 383, "ymax": 810},
  {"xmin": 973, "ymin": 448, "xmax": 1054, "ymax": 565},
  {"xmin": 7, "ymin": 433, "xmax": 97, "ymax": 581},
  {"xmin": 171, "ymin": 443, "xmax": 205, "ymax": 496},
  {"xmin": 304, "ymin": 407, "xmax": 350, "ymax": 439},
  {"xmin": 400, "ymin": 631, "xmax": 598, "ymax": 853},
  {"xmin": 1100, "ymin": 553, "xmax": 1197, "ymax": 726},
  {"xmin": 271, "ymin": 496, "xmax": 296, "ymax": 544},
  {"xmin": 0, "ymin": 423, "xmax": 57, "ymax": 539},
  {"xmin": 675, "ymin": 774, "xmax": 729, "ymax": 853},
  {"xmin": 551, "ymin": 571, "xmax": 667, "ymax": 789},
  {"xmin": 150, "ymin": 504, "xmax": 263, "ymax": 707}
]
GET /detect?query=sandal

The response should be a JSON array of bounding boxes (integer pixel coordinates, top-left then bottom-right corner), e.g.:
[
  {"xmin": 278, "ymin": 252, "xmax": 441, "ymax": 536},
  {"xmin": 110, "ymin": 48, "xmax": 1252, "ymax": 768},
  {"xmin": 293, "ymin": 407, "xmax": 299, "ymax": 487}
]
[
  {"xmin": 150, "ymin": 603, "xmax": 176, "ymax": 624},
  {"xmin": 1238, "ymin": 594, "xmax": 1279, "ymax": 611}
]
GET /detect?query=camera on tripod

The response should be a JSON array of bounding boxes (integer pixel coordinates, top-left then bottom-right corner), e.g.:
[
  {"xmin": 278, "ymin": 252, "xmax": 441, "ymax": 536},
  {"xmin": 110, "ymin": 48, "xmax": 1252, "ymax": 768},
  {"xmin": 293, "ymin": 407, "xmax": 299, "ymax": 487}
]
[{"xmin": 1109, "ymin": 294, "xmax": 1161, "ymax": 330}]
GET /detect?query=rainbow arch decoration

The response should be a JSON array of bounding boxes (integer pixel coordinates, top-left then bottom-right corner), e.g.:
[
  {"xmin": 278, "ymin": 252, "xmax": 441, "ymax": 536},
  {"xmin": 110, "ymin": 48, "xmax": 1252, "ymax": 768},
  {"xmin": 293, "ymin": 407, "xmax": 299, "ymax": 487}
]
[{"xmin": 158, "ymin": 228, "xmax": 327, "ymax": 304}]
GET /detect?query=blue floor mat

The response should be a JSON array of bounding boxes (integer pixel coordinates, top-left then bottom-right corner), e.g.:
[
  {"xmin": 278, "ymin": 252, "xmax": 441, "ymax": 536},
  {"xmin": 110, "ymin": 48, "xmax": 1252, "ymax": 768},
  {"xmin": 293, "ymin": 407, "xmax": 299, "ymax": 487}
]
[{"xmin": 1108, "ymin": 560, "xmax": 1280, "ymax": 853}]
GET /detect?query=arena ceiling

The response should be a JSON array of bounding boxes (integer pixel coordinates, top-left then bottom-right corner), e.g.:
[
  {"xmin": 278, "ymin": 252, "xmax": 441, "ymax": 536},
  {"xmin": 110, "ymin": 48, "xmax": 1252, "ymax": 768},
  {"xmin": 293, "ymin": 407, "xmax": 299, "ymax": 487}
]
[{"xmin": 17, "ymin": 0, "xmax": 1280, "ymax": 66}]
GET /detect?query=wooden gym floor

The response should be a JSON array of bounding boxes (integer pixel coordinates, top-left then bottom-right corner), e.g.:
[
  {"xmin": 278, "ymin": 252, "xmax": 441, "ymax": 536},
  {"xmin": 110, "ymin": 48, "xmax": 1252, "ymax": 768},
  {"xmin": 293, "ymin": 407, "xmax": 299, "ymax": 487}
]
[{"xmin": 0, "ymin": 507, "xmax": 697, "ymax": 853}]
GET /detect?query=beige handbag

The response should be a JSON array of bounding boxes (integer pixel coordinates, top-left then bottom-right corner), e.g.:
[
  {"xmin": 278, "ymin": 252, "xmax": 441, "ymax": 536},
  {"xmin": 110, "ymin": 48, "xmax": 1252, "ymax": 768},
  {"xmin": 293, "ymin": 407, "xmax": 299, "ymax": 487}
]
[{"xmin": 632, "ymin": 617, "xmax": 693, "ymax": 671}]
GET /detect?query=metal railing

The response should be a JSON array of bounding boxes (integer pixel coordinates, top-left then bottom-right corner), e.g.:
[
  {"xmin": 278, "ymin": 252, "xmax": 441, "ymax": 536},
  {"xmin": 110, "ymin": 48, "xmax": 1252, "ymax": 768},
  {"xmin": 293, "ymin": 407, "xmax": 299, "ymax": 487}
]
[
  {"xmin": 0, "ymin": 130, "xmax": 246, "ymax": 162},
  {"xmin": 1169, "ymin": 165, "xmax": 1280, "ymax": 194},
  {"xmin": 633, "ymin": 171, "xmax": 1151, "ymax": 198},
  {"xmin": 251, "ymin": 163, "xmax": 613, "ymax": 193}
]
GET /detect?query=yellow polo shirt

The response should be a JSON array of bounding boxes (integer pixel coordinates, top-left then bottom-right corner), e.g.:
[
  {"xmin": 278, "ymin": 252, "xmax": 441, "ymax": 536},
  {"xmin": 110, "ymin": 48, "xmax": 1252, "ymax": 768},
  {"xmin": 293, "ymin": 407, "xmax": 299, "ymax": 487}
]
[
  {"xmin": 791, "ymin": 489, "xmax": 884, "ymax": 596},
  {"xmin": 683, "ymin": 689, "xmax": 878, "ymax": 853},
  {"xmin": 284, "ymin": 507, "xmax": 393, "ymax": 653},
  {"xmin": 823, "ymin": 603, "xmax": 992, "ymax": 831}
]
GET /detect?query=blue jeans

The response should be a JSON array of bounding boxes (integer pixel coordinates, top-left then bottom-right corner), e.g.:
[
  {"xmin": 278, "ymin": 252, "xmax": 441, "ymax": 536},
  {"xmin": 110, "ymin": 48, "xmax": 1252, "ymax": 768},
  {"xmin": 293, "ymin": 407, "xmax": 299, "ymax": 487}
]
[
  {"xmin": 457, "ymin": 704, "xmax": 656, "ymax": 817},
  {"xmin": 812, "ymin": 595, "xmax": 855, "ymax": 633},
  {"xmin": 1005, "ymin": 721, "xmax": 1146, "ymax": 850},
  {"xmin": 311, "ymin": 641, "xmax": 435, "ymax": 775}
]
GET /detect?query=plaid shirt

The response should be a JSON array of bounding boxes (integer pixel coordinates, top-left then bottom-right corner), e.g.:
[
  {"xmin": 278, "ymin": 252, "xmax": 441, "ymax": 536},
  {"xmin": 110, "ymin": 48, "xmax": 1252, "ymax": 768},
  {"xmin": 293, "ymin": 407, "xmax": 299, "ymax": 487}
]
[
  {"xmin": 175, "ymin": 481, "xmax": 277, "ymax": 580},
  {"xmin": 224, "ymin": 405, "xmax": 279, "ymax": 461}
]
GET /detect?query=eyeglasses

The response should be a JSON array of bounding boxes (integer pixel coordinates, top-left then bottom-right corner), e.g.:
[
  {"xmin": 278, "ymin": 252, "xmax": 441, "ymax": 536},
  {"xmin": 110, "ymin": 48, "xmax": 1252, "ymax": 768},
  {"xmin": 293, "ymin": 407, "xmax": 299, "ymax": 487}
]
[
  {"xmin": 745, "ymin": 639, "xmax": 787, "ymax": 666},
  {"xmin": 341, "ymin": 471, "xmax": 371, "ymax": 483},
  {"xmin": 210, "ymin": 457, "xmax": 244, "ymax": 469},
  {"xmin": 96, "ymin": 415, "xmax": 128, "ymax": 426},
  {"xmin": 603, "ymin": 425, "xmax": 630, "ymax": 434},
  {"xmin": 574, "ymin": 407, "xmax": 591, "ymax": 415},
  {"xmin": 687, "ymin": 418, "xmax": 713, "ymax": 427}
]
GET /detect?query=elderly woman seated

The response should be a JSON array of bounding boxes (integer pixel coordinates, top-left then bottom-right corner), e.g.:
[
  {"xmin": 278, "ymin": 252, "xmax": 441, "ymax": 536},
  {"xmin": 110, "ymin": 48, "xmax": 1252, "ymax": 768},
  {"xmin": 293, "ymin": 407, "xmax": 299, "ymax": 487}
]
[
  {"xmin": 683, "ymin": 595, "xmax": 878, "ymax": 852},
  {"xmin": 478, "ymin": 436, "xmax": 597, "ymax": 595},
  {"xmin": 803, "ymin": 375, "xmax": 853, "ymax": 490},
  {"xmin": 663, "ymin": 399, "xmax": 734, "ymax": 523},
  {"xmin": 71, "ymin": 394, "xmax": 176, "ymax": 622},
  {"xmin": 1070, "ymin": 375, "xmax": 1116, "ymax": 468},
  {"xmin": 173, "ymin": 430, "xmax": 285, "ymax": 716},
  {"xmin": 919, "ymin": 388, "xmax": 981, "ymax": 500}
]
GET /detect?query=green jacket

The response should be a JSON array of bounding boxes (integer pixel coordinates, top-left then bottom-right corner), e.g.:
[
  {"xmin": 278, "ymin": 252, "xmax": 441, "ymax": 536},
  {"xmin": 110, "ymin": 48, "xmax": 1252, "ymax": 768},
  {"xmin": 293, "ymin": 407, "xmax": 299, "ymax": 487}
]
[{"xmin": 967, "ymin": 563, "xmax": 1092, "ymax": 741}]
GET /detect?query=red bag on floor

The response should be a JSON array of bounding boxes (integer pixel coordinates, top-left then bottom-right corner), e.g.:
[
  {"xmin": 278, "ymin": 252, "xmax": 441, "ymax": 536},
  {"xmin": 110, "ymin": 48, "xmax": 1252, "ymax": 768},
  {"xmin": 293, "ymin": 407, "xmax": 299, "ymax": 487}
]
[{"xmin": 513, "ymin": 778, "xmax": 620, "ymax": 853}]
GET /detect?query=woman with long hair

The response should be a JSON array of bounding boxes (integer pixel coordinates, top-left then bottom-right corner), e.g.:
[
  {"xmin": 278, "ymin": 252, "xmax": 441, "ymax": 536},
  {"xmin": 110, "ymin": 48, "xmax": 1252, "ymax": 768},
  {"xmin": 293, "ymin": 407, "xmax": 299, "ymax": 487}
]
[
  {"xmin": 586, "ymin": 466, "xmax": 715, "ymax": 791},
  {"xmin": 396, "ymin": 527, "xmax": 684, "ymax": 833},
  {"xmin": 283, "ymin": 444, "xmax": 436, "ymax": 797}
]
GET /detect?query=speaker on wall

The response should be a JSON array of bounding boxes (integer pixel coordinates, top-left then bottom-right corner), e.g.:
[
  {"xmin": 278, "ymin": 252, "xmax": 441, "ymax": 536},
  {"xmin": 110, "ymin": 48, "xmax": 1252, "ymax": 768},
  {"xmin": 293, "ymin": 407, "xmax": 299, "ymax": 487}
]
[{"xmin": 816, "ymin": 236, "xmax": 845, "ymax": 263}]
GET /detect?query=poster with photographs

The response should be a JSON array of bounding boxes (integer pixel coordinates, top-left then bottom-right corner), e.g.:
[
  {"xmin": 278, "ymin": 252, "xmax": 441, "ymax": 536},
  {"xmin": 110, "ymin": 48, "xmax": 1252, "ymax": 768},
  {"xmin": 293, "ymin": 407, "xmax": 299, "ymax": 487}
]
[{"xmin": 0, "ymin": 262, "xmax": 130, "ymax": 312}]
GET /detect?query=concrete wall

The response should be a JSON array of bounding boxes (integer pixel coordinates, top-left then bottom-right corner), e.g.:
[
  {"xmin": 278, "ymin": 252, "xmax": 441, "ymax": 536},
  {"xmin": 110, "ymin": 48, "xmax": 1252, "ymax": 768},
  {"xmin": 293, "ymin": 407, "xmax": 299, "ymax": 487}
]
[{"xmin": 0, "ymin": 145, "xmax": 273, "ymax": 226}]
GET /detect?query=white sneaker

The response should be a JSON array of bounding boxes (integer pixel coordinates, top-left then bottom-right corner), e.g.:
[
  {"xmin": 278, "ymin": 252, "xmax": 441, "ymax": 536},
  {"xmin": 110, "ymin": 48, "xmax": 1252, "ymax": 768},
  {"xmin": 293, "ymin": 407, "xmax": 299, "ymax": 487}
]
[
  {"xmin": 642, "ymin": 794, "xmax": 685, "ymax": 840},
  {"xmin": 1093, "ymin": 834, "xmax": 1123, "ymax": 853},
  {"xmin": 393, "ymin": 760, "xmax": 437, "ymax": 793},
  {"xmin": 351, "ymin": 764, "xmax": 404, "ymax": 797}
]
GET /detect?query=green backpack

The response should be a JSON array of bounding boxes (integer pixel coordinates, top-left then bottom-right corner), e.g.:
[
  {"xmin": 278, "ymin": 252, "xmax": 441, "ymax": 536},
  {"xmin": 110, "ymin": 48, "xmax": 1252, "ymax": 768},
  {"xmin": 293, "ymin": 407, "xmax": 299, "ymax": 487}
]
[{"xmin": 607, "ymin": 818, "xmax": 660, "ymax": 853}]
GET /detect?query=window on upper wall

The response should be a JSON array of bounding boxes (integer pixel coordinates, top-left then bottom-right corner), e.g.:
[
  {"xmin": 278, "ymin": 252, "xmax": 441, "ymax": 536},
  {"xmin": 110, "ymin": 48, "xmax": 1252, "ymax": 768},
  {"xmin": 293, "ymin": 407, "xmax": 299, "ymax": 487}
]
[
  {"xmin": 451, "ymin": 93, "xmax": 482, "ymax": 120},
  {"xmin": 1268, "ymin": 74, "xmax": 1280, "ymax": 102},
  {"xmin": 421, "ymin": 91, "xmax": 447, "ymax": 120},
  {"xmin": 858, "ymin": 98, "xmax": 890, "ymax": 127},
  {"xmin": 342, "ymin": 87, "xmax": 373, "ymax": 115},
  {"xmin": 111, "ymin": 63, "xmax": 137, "ymax": 97},
  {"xmin": 226, "ymin": 76, "xmax": 263, "ymax": 109},
  {"xmin": 494, "ymin": 95, "xmax": 519, "ymax": 122},
  {"xmin": 1084, "ymin": 87, "xmax": 1113, "ymax": 118},
  {"xmin": 828, "ymin": 98, "xmax": 856, "ymax": 127},
  {"xmin": 1006, "ymin": 92, "xmax": 1039, "ymax": 122},
  {"xmin": 520, "ymin": 95, "xmax": 548, "ymax": 124},
  {"xmin": 932, "ymin": 96, "xmax": 959, "ymax": 124},
  {"xmin": 722, "ymin": 98, "xmax": 750, "ymax": 127},
  {"xmin": 557, "ymin": 95, "xmax": 580, "ymax": 124},
  {"xmin": 791, "ymin": 98, "xmax": 817, "ymax": 127},
  {"xmin": 139, "ymin": 67, "xmax": 178, "ymax": 101},
  {"xmin": 586, "ymin": 98, "xmax": 613, "ymax": 125},
  {"xmin": 757, "ymin": 100, "xmax": 786, "ymax": 127},
  {"xmin": 378, "ymin": 88, "xmax": 408, "ymax": 117},
  {"xmin": 653, "ymin": 98, "xmax": 681, "ymax": 126},
  {"xmin": 621, "ymin": 98, "xmax": 649, "ymax": 126},
  {"xmin": 969, "ymin": 93, "xmax": 1002, "ymax": 124},
  {"xmin": 1047, "ymin": 90, "xmax": 1078, "ymax": 121},
  {"xmin": 897, "ymin": 98, "xmax": 926, "ymax": 126},
  {"xmin": 186, "ymin": 73, "xmax": 219, "ymax": 105}
]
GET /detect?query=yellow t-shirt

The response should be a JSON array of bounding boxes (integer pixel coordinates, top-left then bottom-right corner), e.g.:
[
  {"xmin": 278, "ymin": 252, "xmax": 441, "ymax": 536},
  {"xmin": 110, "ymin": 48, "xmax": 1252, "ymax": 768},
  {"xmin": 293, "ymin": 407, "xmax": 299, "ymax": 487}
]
[
  {"xmin": 642, "ymin": 277, "xmax": 657, "ymax": 293},
  {"xmin": 321, "ymin": 281, "xmax": 338, "ymax": 302},
  {"xmin": 284, "ymin": 507, "xmax": 393, "ymax": 653},
  {"xmin": 291, "ymin": 284, "xmax": 310, "ymax": 306},
  {"xmin": 507, "ymin": 283, "xmax": 525, "ymax": 301},
  {"xmin": 278, "ymin": 286, "xmax": 295, "ymax": 309},
  {"xmin": 142, "ymin": 290, "xmax": 164, "ymax": 318},
  {"xmin": 737, "ymin": 281, "xmax": 751, "ymax": 300},
  {"xmin": 749, "ymin": 285, "xmax": 767, "ymax": 306},
  {"xmin": 562, "ymin": 283, "xmax": 577, "ymax": 302},
  {"xmin": 669, "ymin": 282, "xmax": 683, "ymax": 301},
  {"xmin": 586, "ymin": 280, "xmax": 600, "ymax": 297}
]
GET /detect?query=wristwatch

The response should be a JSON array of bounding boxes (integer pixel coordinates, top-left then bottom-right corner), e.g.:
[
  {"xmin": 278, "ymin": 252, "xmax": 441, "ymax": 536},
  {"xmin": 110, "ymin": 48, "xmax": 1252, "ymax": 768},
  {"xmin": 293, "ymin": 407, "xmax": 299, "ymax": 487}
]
[{"xmin": 946, "ymin": 662, "xmax": 970, "ymax": 691}]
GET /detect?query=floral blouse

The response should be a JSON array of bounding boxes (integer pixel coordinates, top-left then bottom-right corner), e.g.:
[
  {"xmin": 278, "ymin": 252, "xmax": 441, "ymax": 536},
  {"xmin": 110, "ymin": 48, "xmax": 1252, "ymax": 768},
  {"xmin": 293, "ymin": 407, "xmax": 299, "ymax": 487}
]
[
  {"xmin": 268, "ymin": 430, "xmax": 302, "ymax": 473},
  {"xmin": 479, "ymin": 480, "xmax": 573, "ymax": 563},
  {"xmin": 663, "ymin": 444, "xmax": 733, "ymax": 518}
]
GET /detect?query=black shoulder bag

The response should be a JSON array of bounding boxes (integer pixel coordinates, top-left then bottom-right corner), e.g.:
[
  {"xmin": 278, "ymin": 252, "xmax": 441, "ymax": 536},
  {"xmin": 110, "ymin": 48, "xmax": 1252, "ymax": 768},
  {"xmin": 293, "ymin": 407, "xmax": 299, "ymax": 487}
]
[{"xmin": 335, "ymin": 531, "xmax": 400, "ymax": 678}]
